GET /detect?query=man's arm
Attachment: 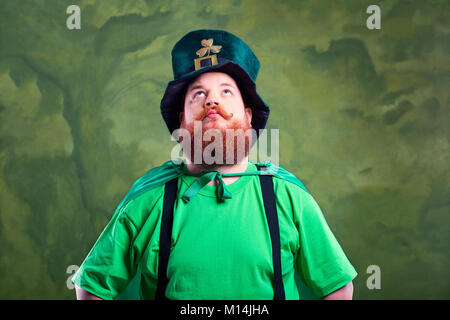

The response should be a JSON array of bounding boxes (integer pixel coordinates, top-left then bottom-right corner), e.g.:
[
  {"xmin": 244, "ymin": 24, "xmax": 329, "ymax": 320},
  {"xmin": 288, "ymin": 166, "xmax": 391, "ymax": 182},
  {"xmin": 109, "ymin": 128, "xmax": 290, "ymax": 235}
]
[
  {"xmin": 75, "ymin": 285, "xmax": 103, "ymax": 300},
  {"xmin": 322, "ymin": 281, "xmax": 353, "ymax": 300}
]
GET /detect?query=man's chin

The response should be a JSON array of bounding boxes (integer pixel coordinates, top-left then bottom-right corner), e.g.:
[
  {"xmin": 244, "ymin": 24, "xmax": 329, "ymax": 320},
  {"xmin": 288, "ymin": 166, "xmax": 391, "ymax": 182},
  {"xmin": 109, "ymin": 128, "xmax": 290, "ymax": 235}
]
[{"xmin": 202, "ymin": 117, "xmax": 225, "ymax": 129}]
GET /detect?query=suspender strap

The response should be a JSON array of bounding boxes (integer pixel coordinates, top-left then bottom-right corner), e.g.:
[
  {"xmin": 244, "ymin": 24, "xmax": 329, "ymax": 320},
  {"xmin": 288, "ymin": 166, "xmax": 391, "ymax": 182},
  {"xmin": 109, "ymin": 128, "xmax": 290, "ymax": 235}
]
[
  {"xmin": 257, "ymin": 165, "xmax": 286, "ymax": 300},
  {"xmin": 155, "ymin": 177, "xmax": 178, "ymax": 300}
]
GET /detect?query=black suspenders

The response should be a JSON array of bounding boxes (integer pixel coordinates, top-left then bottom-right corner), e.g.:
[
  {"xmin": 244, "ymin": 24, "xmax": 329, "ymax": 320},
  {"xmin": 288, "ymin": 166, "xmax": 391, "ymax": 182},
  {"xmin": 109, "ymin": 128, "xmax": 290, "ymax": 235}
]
[
  {"xmin": 155, "ymin": 178, "xmax": 178, "ymax": 300},
  {"xmin": 257, "ymin": 167, "xmax": 286, "ymax": 300},
  {"xmin": 155, "ymin": 168, "xmax": 285, "ymax": 300}
]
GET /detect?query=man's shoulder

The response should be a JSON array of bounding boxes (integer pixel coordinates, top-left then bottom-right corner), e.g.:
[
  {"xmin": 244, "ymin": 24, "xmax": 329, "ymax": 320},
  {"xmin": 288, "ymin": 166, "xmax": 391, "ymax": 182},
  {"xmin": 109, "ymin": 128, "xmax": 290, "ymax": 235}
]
[
  {"xmin": 268, "ymin": 165, "xmax": 322, "ymax": 218},
  {"xmin": 114, "ymin": 159, "xmax": 183, "ymax": 219},
  {"xmin": 259, "ymin": 162, "xmax": 309, "ymax": 195},
  {"xmin": 127, "ymin": 159, "xmax": 182, "ymax": 195}
]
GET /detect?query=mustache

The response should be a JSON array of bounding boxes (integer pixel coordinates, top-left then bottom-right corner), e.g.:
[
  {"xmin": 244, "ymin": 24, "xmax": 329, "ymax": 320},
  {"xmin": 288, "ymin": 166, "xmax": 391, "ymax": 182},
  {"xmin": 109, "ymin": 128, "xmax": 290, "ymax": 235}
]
[{"xmin": 193, "ymin": 105, "xmax": 234, "ymax": 121}]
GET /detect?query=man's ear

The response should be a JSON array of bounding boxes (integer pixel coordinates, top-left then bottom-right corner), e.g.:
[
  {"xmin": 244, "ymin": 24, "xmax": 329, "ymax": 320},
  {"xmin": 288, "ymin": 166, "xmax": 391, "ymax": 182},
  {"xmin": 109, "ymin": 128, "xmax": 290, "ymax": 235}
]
[{"xmin": 245, "ymin": 106, "xmax": 252, "ymax": 124}]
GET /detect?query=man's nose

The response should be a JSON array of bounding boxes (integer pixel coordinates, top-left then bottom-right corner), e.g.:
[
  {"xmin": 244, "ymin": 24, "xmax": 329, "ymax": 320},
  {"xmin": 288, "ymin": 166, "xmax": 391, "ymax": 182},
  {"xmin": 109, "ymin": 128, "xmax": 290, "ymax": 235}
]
[{"xmin": 205, "ymin": 93, "xmax": 220, "ymax": 108}]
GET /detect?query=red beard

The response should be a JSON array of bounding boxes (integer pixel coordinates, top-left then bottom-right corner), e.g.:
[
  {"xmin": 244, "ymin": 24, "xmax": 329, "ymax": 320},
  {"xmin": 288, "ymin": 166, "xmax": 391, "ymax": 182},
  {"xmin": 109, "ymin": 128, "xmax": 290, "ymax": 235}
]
[{"xmin": 179, "ymin": 115, "xmax": 253, "ymax": 167}]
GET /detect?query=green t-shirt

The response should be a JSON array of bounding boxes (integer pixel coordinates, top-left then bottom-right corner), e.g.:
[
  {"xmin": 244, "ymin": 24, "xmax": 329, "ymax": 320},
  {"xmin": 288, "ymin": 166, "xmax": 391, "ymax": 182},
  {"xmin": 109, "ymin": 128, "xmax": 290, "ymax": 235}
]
[{"xmin": 72, "ymin": 161, "xmax": 357, "ymax": 299}]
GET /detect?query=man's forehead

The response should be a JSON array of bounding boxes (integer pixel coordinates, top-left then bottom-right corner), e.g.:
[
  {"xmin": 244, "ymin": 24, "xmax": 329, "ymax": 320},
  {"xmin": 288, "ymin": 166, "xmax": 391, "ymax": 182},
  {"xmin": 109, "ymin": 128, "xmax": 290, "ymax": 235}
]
[{"xmin": 186, "ymin": 72, "xmax": 239, "ymax": 91}]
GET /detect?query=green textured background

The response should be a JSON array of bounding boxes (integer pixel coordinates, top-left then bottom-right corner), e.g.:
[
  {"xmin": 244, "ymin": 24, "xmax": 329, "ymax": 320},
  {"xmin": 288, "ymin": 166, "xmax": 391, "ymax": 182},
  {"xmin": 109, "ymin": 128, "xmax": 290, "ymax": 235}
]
[{"xmin": 0, "ymin": 0, "xmax": 448, "ymax": 300}]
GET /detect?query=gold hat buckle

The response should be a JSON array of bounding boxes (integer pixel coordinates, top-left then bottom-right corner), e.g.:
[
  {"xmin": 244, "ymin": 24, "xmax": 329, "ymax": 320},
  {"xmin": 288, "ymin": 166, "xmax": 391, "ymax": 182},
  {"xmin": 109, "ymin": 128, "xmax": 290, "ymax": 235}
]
[{"xmin": 194, "ymin": 38, "xmax": 222, "ymax": 70}]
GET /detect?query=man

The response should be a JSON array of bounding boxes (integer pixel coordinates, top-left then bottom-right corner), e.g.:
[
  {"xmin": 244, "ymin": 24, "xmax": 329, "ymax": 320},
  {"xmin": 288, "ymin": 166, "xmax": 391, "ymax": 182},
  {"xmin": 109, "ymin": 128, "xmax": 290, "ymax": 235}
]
[{"xmin": 73, "ymin": 29, "xmax": 357, "ymax": 300}]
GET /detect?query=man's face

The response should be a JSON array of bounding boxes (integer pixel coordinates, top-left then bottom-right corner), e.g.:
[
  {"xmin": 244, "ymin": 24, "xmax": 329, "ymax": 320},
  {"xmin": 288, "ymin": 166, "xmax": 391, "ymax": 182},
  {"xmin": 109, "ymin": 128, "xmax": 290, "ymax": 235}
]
[
  {"xmin": 178, "ymin": 72, "xmax": 253, "ymax": 165},
  {"xmin": 179, "ymin": 72, "xmax": 252, "ymax": 130}
]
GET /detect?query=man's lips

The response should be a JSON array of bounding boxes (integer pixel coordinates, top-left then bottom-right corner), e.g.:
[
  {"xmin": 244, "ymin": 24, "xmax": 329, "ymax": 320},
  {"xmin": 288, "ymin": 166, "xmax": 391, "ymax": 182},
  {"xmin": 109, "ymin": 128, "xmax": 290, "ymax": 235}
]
[{"xmin": 205, "ymin": 110, "xmax": 221, "ymax": 118}]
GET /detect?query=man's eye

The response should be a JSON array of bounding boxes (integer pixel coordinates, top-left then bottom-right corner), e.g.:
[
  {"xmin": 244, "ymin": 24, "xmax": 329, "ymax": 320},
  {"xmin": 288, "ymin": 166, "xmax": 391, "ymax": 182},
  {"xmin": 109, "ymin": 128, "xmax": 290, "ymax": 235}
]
[
  {"xmin": 223, "ymin": 89, "xmax": 232, "ymax": 96},
  {"xmin": 193, "ymin": 91, "xmax": 205, "ymax": 98}
]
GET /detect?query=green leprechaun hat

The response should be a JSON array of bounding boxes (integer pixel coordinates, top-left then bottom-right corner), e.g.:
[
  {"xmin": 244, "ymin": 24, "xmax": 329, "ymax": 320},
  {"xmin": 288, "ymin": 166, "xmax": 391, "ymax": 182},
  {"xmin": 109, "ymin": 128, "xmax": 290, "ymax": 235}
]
[{"xmin": 160, "ymin": 29, "xmax": 270, "ymax": 136}]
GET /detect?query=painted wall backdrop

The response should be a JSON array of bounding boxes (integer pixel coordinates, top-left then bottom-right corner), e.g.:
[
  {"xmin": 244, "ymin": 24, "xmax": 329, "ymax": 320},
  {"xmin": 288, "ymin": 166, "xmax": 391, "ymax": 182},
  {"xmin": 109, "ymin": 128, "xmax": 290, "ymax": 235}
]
[{"xmin": 0, "ymin": 0, "xmax": 448, "ymax": 299}]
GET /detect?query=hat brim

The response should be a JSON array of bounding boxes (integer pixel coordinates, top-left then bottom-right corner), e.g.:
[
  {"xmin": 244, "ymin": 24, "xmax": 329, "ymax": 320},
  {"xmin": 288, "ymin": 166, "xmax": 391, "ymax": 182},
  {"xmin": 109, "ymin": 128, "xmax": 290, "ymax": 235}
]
[{"xmin": 160, "ymin": 61, "xmax": 270, "ymax": 137}]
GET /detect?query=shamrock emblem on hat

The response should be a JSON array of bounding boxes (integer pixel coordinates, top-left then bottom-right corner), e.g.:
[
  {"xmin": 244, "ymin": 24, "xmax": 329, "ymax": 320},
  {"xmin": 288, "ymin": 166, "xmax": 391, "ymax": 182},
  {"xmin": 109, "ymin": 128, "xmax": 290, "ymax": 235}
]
[{"xmin": 196, "ymin": 39, "xmax": 222, "ymax": 57}]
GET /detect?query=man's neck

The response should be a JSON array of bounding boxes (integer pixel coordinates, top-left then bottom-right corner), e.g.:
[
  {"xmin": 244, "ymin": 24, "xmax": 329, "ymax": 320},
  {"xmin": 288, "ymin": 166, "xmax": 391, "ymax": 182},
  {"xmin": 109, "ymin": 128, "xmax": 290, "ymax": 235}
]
[{"xmin": 184, "ymin": 157, "xmax": 249, "ymax": 186}]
